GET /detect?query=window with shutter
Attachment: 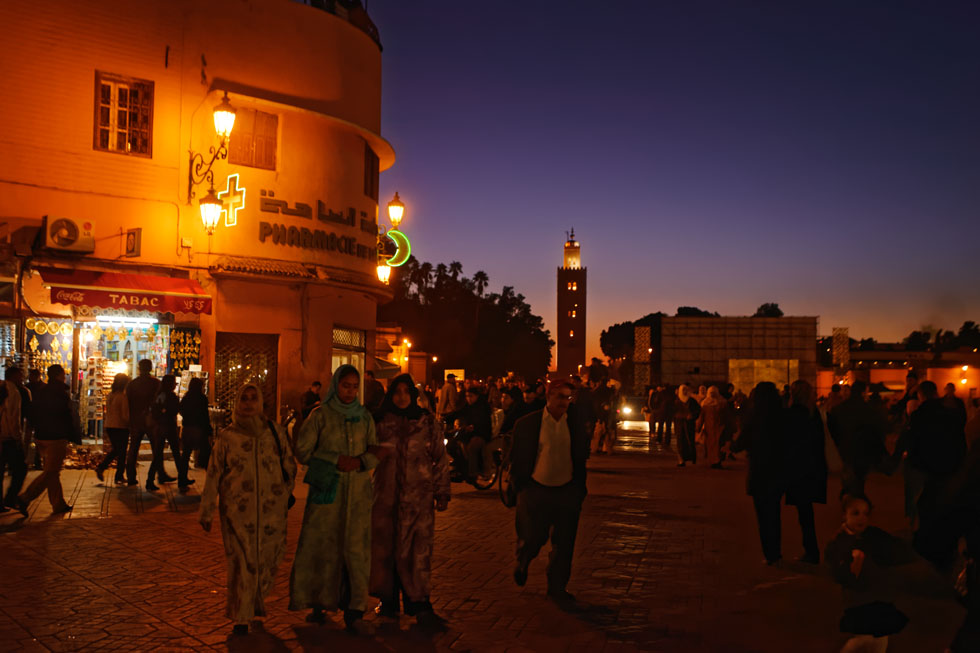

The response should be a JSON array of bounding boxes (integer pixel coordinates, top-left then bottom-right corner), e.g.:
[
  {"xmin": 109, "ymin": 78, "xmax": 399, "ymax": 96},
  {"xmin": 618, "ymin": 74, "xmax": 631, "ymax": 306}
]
[
  {"xmin": 229, "ymin": 108, "xmax": 278, "ymax": 170},
  {"xmin": 93, "ymin": 71, "xmax": 153, "ymax": 157}
]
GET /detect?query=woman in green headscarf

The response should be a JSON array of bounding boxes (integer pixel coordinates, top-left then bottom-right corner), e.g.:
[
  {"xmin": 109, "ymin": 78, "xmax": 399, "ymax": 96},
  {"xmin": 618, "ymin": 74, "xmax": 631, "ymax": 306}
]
[
  {"xmin": 199, "ymin": 383, "xmax": 296, "ymax": 636},
  {"xmin": 289, "ymin": 364, "xmax": 380, "ymax": 635}
]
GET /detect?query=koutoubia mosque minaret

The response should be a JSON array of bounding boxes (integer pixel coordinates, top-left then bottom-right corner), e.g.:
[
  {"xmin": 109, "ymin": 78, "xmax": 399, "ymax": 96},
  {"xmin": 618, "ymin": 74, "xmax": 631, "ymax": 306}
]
[{"xmin": 556, "ymin": 229, "xmax": 586, "ymax": 377}]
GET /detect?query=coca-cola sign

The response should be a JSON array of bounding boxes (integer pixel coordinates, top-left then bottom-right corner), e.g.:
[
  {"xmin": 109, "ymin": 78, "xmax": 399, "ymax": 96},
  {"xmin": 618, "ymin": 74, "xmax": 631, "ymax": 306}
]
[{"xmin": 48, "ymin": 286, "xmax": 212, "ymax": 315}]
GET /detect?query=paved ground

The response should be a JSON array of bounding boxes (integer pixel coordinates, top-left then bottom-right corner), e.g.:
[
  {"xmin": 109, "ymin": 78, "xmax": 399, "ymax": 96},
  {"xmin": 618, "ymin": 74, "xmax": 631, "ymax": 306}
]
[{"xmin": 0, "ymin": 424, "xmax": 965, "ymax": 652}]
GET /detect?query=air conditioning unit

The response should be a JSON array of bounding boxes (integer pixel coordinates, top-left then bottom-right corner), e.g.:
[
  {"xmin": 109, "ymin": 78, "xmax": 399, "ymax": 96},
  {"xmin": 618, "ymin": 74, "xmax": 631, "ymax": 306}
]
[{"xmin": 43, "ymin": 216, "xmax": 95, "ymax": 253}]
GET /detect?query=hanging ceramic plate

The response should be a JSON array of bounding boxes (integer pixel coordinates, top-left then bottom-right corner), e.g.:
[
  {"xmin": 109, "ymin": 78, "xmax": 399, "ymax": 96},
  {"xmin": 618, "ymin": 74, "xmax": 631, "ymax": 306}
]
[
  {"xmin": 25, "ymin": 317, "xmax": 36, "ymax": 330},
  {"xmin": 60, "ymin": 323, "xmax": 72, "ymax": 337},
  {"xmin": 35, "ymin": 322, "xmax": 47, "ymax": 335},
  {"xmin": 46, "ymin": 321, "xmax": 60, "ymax": 335}
]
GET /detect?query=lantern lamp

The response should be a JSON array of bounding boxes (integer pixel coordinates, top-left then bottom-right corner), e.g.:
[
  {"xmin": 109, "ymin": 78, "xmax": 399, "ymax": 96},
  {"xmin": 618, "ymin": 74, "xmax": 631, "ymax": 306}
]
[
  {"xmin": 199, "ymin": 187, "xmax": 223, "ymax": 235},
  {"xmin": 213, "ymin": 92, "xmax": 237, "ymax": 141},
  {"xmin": 376, "ymin": 263, "xmax": 392, "ymax": 284},
  {"xmin": 387, "ymin": 191, "xmax": 405, "ymax": 228}
]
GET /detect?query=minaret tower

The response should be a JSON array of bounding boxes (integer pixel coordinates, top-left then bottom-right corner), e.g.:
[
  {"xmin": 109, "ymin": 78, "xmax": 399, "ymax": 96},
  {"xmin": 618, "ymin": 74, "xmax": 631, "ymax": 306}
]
[{"xmin": 556, "ymin": 229, "xmax": 586, "ymax": 377}]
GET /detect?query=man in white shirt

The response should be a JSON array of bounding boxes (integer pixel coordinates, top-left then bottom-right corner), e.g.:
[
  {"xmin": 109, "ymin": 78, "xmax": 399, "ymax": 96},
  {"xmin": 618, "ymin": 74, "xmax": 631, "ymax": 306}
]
[{"xmin": 508, "ymin": 381, "xmax": 589, "ymax": 608}]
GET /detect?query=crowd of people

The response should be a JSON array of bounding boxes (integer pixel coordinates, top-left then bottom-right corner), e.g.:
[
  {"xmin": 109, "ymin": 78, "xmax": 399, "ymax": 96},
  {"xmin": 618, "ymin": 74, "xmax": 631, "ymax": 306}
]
[
  {"xmin": 641, "ymin": 372, "xmax": 978, "ymax": 653},
  {"xmin": 0, "ymin": 357, "xmax": 976, "ymax": 649}
]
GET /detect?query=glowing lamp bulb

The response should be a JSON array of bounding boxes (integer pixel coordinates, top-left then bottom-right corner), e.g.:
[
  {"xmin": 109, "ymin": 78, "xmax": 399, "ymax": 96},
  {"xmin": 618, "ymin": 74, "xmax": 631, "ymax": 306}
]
[
  {"xmin": 963, "ymin": 365, "xmax": 969, "ymax": 372},
  {"xmin": 212, "ymin": 92, "xmax": 236, "ymax": 140},
  {"xmin": 622, "ymin": 406, "xmax": 633, "ymax": 415},
  {"xmin": 387, "ymin": 191, "xmax": 405, "ymax": 228},
  {"xmin": 961, "ymin": 379, "xmax": 968, "ymax": 385},
  {"xmin": 199, "ymin": 188, "xmax": 223, "ymax": 235},
  {"xmin": 376, "ymin": 263, "xmax": 391, "ymax": 284}
]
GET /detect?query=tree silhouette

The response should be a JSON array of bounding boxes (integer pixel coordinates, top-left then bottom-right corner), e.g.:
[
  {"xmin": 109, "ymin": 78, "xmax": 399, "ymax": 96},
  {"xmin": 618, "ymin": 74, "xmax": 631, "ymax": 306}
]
[
  {"xmin": 380, "ymin": 257, "xmax": 553, "ymax": 380},
  {"xmin": 753, "ymin": 302, "xmax": 784, "ymax": 317}
]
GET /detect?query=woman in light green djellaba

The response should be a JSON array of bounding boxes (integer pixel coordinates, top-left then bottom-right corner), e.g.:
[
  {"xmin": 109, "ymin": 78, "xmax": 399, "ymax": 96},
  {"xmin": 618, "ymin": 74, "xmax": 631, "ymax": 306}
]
[{"xmin": 289, "ymin": 364, "xmax": 381, "ymax": 635}]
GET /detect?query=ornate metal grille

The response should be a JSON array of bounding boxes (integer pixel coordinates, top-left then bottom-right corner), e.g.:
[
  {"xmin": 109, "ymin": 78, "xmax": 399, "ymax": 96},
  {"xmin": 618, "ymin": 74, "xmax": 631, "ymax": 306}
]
[
  {"xmin": 332, "ymin": 326, "xmax": 366, "ymax": 351},
  {"xmin": 215, "ymin": 332, "xmax": 279, "ymax": 424}
]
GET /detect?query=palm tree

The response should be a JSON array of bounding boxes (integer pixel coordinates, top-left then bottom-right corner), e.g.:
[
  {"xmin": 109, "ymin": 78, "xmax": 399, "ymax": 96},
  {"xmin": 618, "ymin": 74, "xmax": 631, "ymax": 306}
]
[
  {"xmin": 473, "ymin": 270, "xmax": 489, "ymax": 297},
  {"xmin": 418, "ymin": 262, "xmax": 433, "ymax": 303},
  {"xmin": 448, "ymin": 260, "xmax": 463, "ymax": 281}
]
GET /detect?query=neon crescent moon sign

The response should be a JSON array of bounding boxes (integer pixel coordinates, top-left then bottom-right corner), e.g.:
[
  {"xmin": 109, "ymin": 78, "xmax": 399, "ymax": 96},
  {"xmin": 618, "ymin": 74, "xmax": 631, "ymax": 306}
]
[{"xmin": 385, "ymin": 229, "xmax": 411, "ymax": 267}]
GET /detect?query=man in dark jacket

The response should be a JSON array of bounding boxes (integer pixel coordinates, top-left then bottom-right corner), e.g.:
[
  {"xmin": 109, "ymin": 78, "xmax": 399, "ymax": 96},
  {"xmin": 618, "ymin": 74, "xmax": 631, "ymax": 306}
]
[
  {"xmin": 24, "ymin": 368, "xmax": 44, "ymax": 469},
  {"xmin": 909, "ymin": 380, "xmax": 967, "ymax": 552},
  {"xmin": 448, "ymin": 387, "xmax": 493, "ymax": 481},
  {"xmin": 510, "ymin": 381, "xmax": 589, "ymax": 608},
  {"xmin": 300, "ymin": 381, "xmax": 322, "ymax": 419},
  {"xmin": 829, "ymin": 381, "xmax": 886, "ymax": 497},
  {"xmin": 124, "ymin": 359, "xmax": 164, "ymax": 486},
  {"xmin": 147, "ymin": 374, "xmax": 180, "ymax": 492},
  {"xmin": 16, "ymin": 365, "xmax": 75, "ymax": 514},
  {"xmin": 363, "ymin": 371, "xmax": 385, "ymax": 415}
]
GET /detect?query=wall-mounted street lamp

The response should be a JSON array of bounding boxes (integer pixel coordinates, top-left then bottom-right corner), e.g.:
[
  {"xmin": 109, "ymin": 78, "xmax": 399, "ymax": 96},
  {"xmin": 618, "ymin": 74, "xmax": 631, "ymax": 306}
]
[
  {"xmin": 377, "ymin": 191, "xmax": 412, "ymax": 284},
  {"xmin": 188, "ymin": 92, "xmax": 237, "ymax": 235}
]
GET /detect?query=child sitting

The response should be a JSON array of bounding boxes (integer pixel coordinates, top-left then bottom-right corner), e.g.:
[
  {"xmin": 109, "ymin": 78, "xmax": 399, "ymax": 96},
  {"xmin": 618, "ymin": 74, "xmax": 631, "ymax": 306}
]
[{"xmin": 824, "ymin": 494, "xmax": 917, "ymax": 652}]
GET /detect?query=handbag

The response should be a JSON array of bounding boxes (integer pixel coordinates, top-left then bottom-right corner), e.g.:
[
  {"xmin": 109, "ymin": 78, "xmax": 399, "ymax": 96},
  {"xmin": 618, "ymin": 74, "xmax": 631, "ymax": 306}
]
[
  {"xmin": 304, "ymin": 457, "xmax": 339, "ymax": 505},
  {"xmin": 267, "ymin": 420, "xmax": 296, "ymax": 509}
]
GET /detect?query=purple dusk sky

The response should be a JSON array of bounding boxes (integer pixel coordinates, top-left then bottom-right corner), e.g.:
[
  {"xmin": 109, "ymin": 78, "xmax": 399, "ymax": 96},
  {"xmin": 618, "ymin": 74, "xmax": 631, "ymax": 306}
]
[{"xmin": 370, "ymin": 1, "xmax": 980, "ymax": 363}]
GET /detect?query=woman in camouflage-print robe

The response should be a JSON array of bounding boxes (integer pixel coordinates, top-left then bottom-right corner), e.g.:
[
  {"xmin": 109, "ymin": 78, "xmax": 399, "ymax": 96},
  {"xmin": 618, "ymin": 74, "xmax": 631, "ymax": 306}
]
[
  {"xmin": 370, "ymin": 374, "xmax": 451, "ymax": 624},
  {"xmin": 199, "ymin": 383, "xmax": 296, "ymax": 633}
]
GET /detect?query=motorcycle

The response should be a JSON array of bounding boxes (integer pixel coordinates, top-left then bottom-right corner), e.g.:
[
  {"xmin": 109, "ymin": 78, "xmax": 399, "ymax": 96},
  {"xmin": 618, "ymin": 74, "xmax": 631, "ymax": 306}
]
[{"xmin": 444, "ymin": 429, "xmax": 498, "ymax": 490}]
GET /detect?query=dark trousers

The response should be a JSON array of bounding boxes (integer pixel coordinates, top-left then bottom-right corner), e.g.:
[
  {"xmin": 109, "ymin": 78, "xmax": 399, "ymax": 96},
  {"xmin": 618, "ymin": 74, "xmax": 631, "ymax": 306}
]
[
  {"xmin": 96, "ymin": 428, "xmax": 129, "ymax": 481},
  {"xmin": 676, "ymin": 421, "xmax": 696, "ymax": 463},
  {"xmin": 515, "ymin": 481, "xmax": 583, "ymax": 592},
  {"xmin": 660, "ymin": 414, "xmax": 673, "ymax": 446},
  {"xmin": 179, "ymin": 426, "xmax": 204, "ymax": 483},
  {"xmin": 752, "ymin": 492, "xmax": 782, "ymax": 563},
  {"xmin": 126, "ymin": 428, "xmax": 150, "ymax": 482},
  {"xmin": 465, "ymin": 436, "xmax": 487, "ymax": 479},
  {"xmin": 794, "ymin": 501, "xmax": 819, "ymax": 560},
  {"xmin": 148, "ymin": 428, "xmax": 181, "ymax": 483},
  {"xmin": 0, "ymin": 438, "xmax": 27, "ymax": 504}
]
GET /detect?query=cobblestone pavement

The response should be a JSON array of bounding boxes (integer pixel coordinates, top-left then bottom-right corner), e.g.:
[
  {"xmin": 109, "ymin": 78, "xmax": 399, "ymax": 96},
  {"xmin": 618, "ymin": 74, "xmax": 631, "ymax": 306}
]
[{"xmin": 0, "ymin": 424, "xmax": 964, "ymax": 652}]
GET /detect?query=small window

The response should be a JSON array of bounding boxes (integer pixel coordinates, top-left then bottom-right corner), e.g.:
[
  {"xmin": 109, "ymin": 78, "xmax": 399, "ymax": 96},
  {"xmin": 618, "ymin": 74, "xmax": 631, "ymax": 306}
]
[
  {"xmin": 572, "ymin": 282, "xmax": 577, "ymax": 291},
  {"xmin": 229, "ymin": 108, "xmax": 278, "ymax": 170},
  {"xmin": 571, "ymin": 310, "xmax": 576, "ymax": 318},
  {"xmin": 94, "ymin": 71, "xmax": 153, "ymax": 157},
  {"xmin": 364, "ymin": 142, "xmax": 379, "ymax": 200},
  {"xmin": 569, "ymin": 330, "xmax": 574, "ymax": 338}
]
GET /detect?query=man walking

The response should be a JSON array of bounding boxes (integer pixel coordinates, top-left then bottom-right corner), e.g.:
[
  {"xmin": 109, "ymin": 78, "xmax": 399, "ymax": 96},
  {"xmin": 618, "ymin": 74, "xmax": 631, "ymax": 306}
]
[
  {"xmin": 510, "ymin": 381, "xmax": 589, "ymax": 608},
  {"xmin": 0, "ymin": 367, "xmax": 27, "ymax": 512},
  {"xmin": 16, "ymin": 365, "xmax": 75, "ymax": 514},
  {"xmin": 125, "ymin": 359, "xmax": 165, "ymax": 486}
]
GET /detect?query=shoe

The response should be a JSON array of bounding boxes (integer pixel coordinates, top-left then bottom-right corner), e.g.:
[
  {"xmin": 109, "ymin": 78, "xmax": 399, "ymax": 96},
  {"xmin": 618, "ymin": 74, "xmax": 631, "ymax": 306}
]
[
  {"xmin": 126, "ymin": 479, "xmax": 139, "ymax": 486},
  {"xmin": 231, "ymin": 624, "xmax": 248, "ymax": 636},
  {"xmin": 677, "ymin": 462, "xmax": 686, "ymax": 467},
  {"xmin": 345, "ymin": 618, "xmax": 374, "ymax": 636},
  {"xmin": 375, "ymin": 602, "xmax": 398, "ymax": 619},
  {"xmin": 415, "ymin": 610, "xmax": 448, "ymax": 629},
  {"xmin": 52, "ymin": 503, "xmax": 73, "ymax": 514},
  {"xmin": 95, "ymin": 468, "xmax": 105, "ymax": 482},
  {"xmin": 159, "ymin": 475, "xmax": 177, "ymax": 484},
  {"xmin": 114, "ymin": 477, "xmax": 125, "ymax": 485},
  {"xmin": 13, "ymin": 498, "xmax": 28, "ymax": 517},
  {"xmin": 146, "ymin": 481, "xmax": 159, "ymax": 492},
  {"xmin": 513, "ymin": 563, "xmax": 528, "ymax": 587},
  {"xmin": 764, "ymin": 557, "xmax": 782, "ymax": 567},
  {"xmin": 547, "ymin": 589, "xmax": 578, "ymax": 609},
  {"xmin": 305, "ymin": 609, "xmax": 326, "ymax": 625}
]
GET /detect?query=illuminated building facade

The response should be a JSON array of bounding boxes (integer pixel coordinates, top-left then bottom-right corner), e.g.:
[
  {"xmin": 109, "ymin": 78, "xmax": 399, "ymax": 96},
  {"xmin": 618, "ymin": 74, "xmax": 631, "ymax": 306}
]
[
  {"xmin": 0, "ymin": 0, "xmax": 394, "ymax": 419},
  {"xmin": 556, "ymin": 230, "xmax": 586, "ymax": 377}
]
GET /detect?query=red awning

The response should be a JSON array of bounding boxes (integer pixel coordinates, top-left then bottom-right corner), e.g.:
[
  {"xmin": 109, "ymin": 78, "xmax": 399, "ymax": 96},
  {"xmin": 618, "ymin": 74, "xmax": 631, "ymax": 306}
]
[{"xmin": 38, "ymin": 267, "xmax": 212, "ymax": 315}]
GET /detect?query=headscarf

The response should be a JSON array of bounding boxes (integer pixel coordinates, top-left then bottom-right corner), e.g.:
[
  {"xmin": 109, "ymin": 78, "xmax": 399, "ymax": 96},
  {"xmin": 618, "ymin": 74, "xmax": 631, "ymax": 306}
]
[
  {"xmin": 378, "ymin": 373, "xmax": 424, "ymax": 420},
  {"xmin": 702, "ymin": 385, "xmax": 725, "ymax": 408},
  {"xmin": 677, "ymin": 384, "xmax": 692, "ymax": 402},
  {"xmin": 324, "ymin": 364, "xmax": 365, "ymax": 421},
  {"xmin": 233, "ymin": 382, "xmax": 267, "ymax": 437}
]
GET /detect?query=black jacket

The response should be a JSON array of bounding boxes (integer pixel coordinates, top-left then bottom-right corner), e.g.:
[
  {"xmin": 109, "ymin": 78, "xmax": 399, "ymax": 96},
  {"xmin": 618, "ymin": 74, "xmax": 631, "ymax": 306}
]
[
  {"xmin": 909, "ymin": 398, "xmax": 966, "ymax": 478},
  {"xmin": 126, "ymin": 374, "xmax": 160, "ymax": 432},
  {"xmin": 784, "ymin": 404, "xmax": 828, "ymax": 505},
  {"xmin": 447, "ymin": 397, "xmax": 492, "ymax": 444},
  {"xmin": 509, "ymin": 409, "xmax": 589, "ymax": 496},
  {"xmin": 829, "ymin": 396, "xmax": 886, "ymax": 472},
  {"xmin": 151, "ymin": 390, "xmax": 179, "ymax": 437},
  {"xmin": 178, "ymin": 391, "xmax": 212, "ymax": 432},
  {"xmin": 32, "ymin": 380, "xmax": 76, "ymax": 441}
]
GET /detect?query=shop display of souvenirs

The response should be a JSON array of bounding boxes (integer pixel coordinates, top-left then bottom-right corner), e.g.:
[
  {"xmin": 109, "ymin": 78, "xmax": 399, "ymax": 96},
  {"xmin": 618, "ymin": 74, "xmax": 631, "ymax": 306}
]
[
  {"xmin": 169, "ymin": 328, "xmax": 202, "ymax": 374},
  {"xmin": 24, "ymin": 317, "xmax": 71, "ymax": 370}
]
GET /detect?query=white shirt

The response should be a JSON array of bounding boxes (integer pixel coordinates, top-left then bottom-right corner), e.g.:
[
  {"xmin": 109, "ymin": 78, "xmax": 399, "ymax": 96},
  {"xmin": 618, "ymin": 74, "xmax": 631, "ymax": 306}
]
[{"xmin": 532, "ymin": 409, "xmax": 573, "ymax": 487}]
